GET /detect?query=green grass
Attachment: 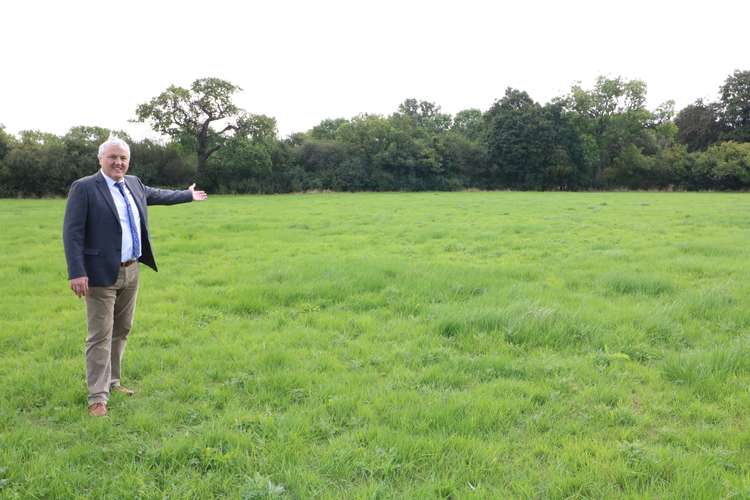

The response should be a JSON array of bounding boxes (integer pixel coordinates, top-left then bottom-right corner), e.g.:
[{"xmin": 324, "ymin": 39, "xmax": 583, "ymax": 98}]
[{"xmin": 2, "ymin": 191, "xmax": 750, "ymax": 498}]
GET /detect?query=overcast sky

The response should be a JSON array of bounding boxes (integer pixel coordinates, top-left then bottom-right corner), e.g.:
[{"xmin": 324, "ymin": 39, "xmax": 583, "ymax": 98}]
[{"xmin": 2, "ymin": 0, "xmax": 748, "ymax": 140}]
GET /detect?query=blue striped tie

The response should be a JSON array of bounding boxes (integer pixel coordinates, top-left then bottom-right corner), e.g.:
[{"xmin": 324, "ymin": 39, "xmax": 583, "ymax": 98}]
[{"xmin": 115, "ymin": 182, "xmax": 141, "ymax": 260}]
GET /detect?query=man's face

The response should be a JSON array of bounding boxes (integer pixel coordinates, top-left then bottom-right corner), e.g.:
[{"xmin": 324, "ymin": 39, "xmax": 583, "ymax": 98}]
[{"xmin": 99, "ymin": 144, "xmax": 130, "ymax": 181}]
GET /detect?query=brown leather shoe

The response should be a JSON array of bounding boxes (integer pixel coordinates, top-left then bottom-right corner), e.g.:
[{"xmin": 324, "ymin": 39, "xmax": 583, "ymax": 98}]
[
  {"xmin": 111, "ymin": 385, "xmax": 135, "ymax": 396},
  {"xmin": 88, "ymin": 402, "xmax": 107, "ymax": 417}
]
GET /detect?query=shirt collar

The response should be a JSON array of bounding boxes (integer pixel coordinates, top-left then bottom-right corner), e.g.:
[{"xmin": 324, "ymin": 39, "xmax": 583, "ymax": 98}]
[{"xmin": 100, "ymin": 169, "xmax": 124, "ymax": 188}]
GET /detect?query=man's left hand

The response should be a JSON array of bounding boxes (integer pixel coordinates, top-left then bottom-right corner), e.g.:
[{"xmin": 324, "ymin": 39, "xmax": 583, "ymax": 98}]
[{"xmin": 188, "ymin": 183, "xmax": 208, "ymax": 201}]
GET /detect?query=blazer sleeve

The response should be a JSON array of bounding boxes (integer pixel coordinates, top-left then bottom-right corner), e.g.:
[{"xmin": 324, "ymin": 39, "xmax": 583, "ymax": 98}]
[
  {"xmin": 137, "ymin": 177, "xmax": 193, "ymax": 206},
  {"xmin": 63, "ymin": 180, "xmax": 88, "ymax": 279}
]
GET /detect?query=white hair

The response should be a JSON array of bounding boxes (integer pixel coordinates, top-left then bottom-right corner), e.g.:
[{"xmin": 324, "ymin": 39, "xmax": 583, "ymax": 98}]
[{"xmin": 98, "ymin": 135, "xmax": 130, "ymax": 158}]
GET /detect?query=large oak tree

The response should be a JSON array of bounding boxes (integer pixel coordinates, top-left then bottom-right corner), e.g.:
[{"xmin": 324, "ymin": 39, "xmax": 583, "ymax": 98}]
[{"xmin": 134, "ymin": 78, "xmax": 247, "ymax": 180}]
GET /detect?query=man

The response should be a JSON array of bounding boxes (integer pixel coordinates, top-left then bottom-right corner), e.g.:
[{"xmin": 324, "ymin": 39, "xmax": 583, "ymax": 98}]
[{"xmin": 63, "ymin": 136, "xmax": 208, "ymax": 416}]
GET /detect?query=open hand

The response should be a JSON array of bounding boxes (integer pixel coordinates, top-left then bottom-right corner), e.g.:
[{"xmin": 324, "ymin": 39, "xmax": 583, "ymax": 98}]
[{"xmin": 188, "ymin": 183, "xmax": 208, "ymax": 201}]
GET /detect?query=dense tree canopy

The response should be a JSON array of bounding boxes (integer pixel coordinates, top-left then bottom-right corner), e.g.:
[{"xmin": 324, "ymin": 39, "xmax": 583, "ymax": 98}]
[{"xmin": 2, "ymin": 70, "xmax": 750, "ymax": 197}]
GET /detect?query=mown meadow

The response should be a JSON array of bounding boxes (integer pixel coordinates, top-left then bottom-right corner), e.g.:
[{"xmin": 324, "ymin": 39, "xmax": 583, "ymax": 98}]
[{"xmin": 1, "ymin": 191, "xmax": 750, "ymax": 498}]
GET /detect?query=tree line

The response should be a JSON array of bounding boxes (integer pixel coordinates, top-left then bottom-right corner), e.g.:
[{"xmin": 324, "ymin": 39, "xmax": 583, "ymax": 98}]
[{"xmin": 1, "ymin": 71, "xmax": 749, "ymax": 197}]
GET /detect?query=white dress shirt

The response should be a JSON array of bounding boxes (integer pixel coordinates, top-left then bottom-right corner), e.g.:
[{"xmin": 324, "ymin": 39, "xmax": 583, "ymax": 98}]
[{"xmin": 100, "ymin": 170, "xmax": 142, "ymax": 262}]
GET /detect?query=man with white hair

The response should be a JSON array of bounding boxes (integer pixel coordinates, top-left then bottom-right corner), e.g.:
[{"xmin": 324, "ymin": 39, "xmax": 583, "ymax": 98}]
[{"xmin": 63, "ymin": 136, "xmax": 208, "ymax": 416}]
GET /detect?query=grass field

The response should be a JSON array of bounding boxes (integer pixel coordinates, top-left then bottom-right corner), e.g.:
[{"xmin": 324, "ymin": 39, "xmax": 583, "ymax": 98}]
[{"xmin": 2, "ymin": 191, "xmax": 750, "ymax": 498}]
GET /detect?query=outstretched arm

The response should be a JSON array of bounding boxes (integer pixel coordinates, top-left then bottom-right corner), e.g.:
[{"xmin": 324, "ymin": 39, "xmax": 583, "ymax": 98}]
[{"xmin": 142, "ymin": 179, "xmax": 205, "ymax": 205}]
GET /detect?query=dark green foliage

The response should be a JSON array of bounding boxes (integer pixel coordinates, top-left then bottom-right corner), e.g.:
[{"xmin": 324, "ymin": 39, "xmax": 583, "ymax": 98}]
[
  {"xmin": 719, "ymin": 70, "xmax": 750, "ymax": 142},
  {"xmin": 675, "ymin": 100, "xmax": 722, "ymax": 152},
  {"xmin": 309, "ymin": 118, "xmax": 348, "ymax": 141},
  {"xmin": 434, "ymin": 131, "xmax": 488, "ymax": 189},
  {"xmin": 1, "ymin": 131, "xmax": 67, "ymax": 197},
  {"xmin": 0, "ymin": 125, "xmax": 16, "ymax": 161},
  {"xmin": 61, "ymin": 126, "xmax": 110, "ymax": 182},
  {"xmin": 451, "ymin": 109, "xmax": 484, "ymax": 141},
  {"xmin": 484, "ymin": 89, "xmax": 587, "ymax": 190},
  {"xmin": 292, "ymin": 140, "xmax": 362, "ymax": 191},
  {"xmin": 0, "ymin": 126, "xmax": 17, "ymax": 197},
  {"xmin": 2, "ymin": 70, "xmax": 750, "ymax": 197},
  {"xmin": 695, "ymin": 141, "xmax": 750, "ymax": 190},
  {"xmin": 484, "ymin": 88, "xmax": 548, "ymax": 188},
  {"xmin": 129, "ymin": 140, "xmax": 195, "ymax": 188},
  {"xmin": 204, "ymin": 135, "xmax": 284, "ymax": 194}
]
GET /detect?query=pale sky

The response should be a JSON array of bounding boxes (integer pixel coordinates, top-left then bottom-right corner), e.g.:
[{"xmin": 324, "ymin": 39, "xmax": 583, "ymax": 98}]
[{"xmin": 1, "ymin": 0, "xmax": 748, "ymax": 140}]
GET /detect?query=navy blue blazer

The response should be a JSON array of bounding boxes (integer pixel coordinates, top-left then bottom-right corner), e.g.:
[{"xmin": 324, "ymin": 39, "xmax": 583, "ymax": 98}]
[{"xmin": 63, "ymin": 171, "xmax": 193, "ymax": 286}]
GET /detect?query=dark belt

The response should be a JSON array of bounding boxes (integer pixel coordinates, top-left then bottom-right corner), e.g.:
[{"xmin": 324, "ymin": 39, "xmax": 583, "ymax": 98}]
[{"xmin": 120, "ymin": 259, "xmax": 138, "ymax": 267}]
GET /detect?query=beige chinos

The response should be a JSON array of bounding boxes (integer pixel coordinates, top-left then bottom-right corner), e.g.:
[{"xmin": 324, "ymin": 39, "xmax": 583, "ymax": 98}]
[{"xmin": 84, "ymin": 264, "xmax": 139, "ymax": 405}]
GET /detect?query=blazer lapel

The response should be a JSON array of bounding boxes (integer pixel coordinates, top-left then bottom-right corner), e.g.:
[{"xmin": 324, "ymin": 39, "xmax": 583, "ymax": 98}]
[
  {"xmin": 95, "ymin": 172, "xmax": 119, "ymax": 223},
  {"xmin": 124, "ymin": 177, "xmax": 146, "ymax": 224}
]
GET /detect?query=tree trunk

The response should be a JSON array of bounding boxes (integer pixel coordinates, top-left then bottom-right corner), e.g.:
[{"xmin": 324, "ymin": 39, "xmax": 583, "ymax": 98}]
[
  {"xmin": 196, "ymin": 125, "xmax": 210, "ymax": 184},
  {"xmin": 197, "ymin": 152, "xmax": 208, "ymax": 185}
]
